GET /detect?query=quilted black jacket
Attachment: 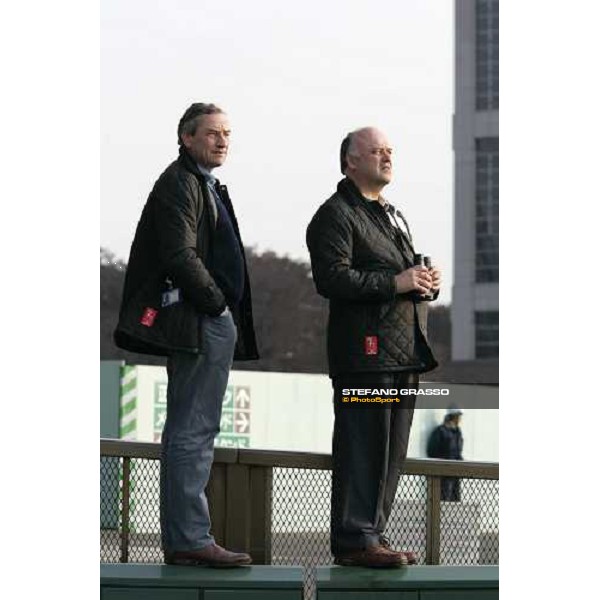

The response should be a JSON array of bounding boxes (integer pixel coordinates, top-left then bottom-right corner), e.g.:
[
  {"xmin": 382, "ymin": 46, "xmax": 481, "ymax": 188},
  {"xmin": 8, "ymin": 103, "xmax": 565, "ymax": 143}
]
[
  {"xmin": 114, "ymin": 149, "xmax": 259, "ymax": 360},
  {"xmin": 306, "ymin": 178, "xmax": 437, "ymax": 376}
]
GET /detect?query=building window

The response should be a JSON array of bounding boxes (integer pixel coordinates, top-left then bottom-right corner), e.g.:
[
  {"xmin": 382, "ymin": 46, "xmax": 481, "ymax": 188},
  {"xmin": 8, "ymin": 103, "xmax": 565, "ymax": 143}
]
[
  {"xmin": 476, "ymin": 0, "xmax": 499, "ymax": 110},
  {"xmin": 475, "ymin": 311, "xmax": 499, "ymax": 358},
  {"xmin": 475, "ymin": 137, "xmax": 499, "ymax": 283}
]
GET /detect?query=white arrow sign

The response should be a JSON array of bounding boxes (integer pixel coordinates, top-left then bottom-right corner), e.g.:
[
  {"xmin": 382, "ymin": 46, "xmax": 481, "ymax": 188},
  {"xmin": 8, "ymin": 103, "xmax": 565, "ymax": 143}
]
[
  {"xmin": 235, "ymin": 387, "xmax": 251, "ymax": 409},
  {"xmin": 235, "ymin": 412, "xmax": 250, "ymax": 434}
]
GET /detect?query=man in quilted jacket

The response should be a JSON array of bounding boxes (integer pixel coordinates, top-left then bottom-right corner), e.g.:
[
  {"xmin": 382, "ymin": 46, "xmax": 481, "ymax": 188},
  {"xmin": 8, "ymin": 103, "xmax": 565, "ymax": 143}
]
[
  {"xmin": 115, "ymin": 103, "xmax": 258, "ymax": 567},
  {"xmin": 306, "ymin": 127, "xmax": 441, "ymax": 567}
]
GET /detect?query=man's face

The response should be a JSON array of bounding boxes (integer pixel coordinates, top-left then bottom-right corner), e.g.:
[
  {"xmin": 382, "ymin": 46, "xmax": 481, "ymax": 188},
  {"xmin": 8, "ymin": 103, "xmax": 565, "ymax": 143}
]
[
  {"xmin": 182, "ymin": 112, "xmax": 231, "ymax": 170},
  {"xmin": 347, "ymin": 128, "xmax": 394, "ymax": 187}
]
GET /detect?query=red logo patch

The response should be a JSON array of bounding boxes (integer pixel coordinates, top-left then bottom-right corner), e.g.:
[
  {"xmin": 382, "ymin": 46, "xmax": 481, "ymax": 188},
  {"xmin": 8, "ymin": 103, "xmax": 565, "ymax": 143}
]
[
  {"xmin": 140, "ymin": 307, "xmax": 158, "ymax": 327},
  {"xmin": 365, "ymin": 335, "xmax": 378, "ymax": 355}
]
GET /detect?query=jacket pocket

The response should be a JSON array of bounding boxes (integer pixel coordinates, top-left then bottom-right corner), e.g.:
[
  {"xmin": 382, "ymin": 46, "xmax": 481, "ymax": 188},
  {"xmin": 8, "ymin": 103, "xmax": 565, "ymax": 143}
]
[
  {"xmin": 119, "ymin": 275, "xmax": 201, "ymax": 354},
  {"xmin": 329, "ymin": 302, "xmax": 380, "ymax": 360}
]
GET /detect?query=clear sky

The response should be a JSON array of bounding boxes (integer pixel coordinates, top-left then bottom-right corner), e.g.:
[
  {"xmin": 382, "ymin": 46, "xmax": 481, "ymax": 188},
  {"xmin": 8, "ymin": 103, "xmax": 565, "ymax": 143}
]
[{"xmin": 101, "ymin": 0, "xmax": 454, "ymax": 303}]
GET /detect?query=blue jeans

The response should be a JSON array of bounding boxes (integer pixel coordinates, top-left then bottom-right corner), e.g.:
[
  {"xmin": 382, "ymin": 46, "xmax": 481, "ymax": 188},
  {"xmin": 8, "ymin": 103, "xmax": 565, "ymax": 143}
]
[{"xmin": 160, "ymin": 311, "xmax": 237, "ymax": 553}]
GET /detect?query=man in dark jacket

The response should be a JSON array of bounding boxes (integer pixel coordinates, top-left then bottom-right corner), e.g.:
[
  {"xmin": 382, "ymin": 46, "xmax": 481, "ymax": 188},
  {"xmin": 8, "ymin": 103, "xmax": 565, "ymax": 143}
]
[
  {"xmin": 306, "ymin": 127, "xmax": 441, "ymax": 568},
  {"xmin": 114, "ymin": 103, "xmax": 258, "ymax": 567},
  {"xmin": 427, "ymin": 408, "xmax": 464, "ymax": 501}
]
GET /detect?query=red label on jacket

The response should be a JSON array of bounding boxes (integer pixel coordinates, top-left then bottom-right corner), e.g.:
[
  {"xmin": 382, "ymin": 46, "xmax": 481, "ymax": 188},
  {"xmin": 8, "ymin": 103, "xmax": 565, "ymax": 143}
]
[
  {"xmin": 140, "ymin": 307, "xmax": 158, "ymax": 327},
  {"xmin": 365, "ymin": 335, "xmax": 378, "ymax": 355}
]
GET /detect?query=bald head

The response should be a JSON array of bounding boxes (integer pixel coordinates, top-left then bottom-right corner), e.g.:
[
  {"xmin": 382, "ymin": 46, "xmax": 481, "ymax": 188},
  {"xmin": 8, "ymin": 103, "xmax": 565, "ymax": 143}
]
[
  {"xmin": 348, "ymin": 127, "xmax": 384, "ymax": 156},
  {"xmin": 339, "ymin": 127, "xmax": 393, "ymax": 199}
]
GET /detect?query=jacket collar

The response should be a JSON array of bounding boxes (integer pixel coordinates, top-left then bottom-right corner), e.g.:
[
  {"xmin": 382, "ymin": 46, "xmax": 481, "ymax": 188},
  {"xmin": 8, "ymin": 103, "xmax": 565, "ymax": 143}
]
[
  {"xmin": 337, "ymin": 176, "xmax": 415, "ymax": 264},
  {"xmin": 178, "ymin": 147, "xmax": 207, "ymax": 181},
  {"xmin": 337, "ymin": 176, "xmax": 392, "ymax": 208},
  {"xmin": 177, "ymin": 148, "xmax": 219, "ymax": 228},
  {"xmin": 337, "ymin": 177, "xmax": 367, "ymax": 206}
]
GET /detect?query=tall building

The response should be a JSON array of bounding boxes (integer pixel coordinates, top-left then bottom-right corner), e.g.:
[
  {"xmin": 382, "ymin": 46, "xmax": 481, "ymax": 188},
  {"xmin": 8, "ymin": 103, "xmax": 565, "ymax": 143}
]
[{"xmin": 452, "ymin": 0, "xmax": 499, "ymax": 361}]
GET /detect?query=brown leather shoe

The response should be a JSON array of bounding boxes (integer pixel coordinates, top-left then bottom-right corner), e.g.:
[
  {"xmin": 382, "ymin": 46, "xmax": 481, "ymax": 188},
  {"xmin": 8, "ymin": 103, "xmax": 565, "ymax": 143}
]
[
  {"xmin": 334, "ymin": 544, "xmax": 407, "ymax": 568},
  {"xmin": 400, "ymin": 551, "xmax": 417, "ymax": 565},
  {"xmin": 379, "ymin": 537, "xmax": 418, "ymax": 565},
  {"xmin": 165, "ymin": 544, "xmax": 252, "ymax": 568}
]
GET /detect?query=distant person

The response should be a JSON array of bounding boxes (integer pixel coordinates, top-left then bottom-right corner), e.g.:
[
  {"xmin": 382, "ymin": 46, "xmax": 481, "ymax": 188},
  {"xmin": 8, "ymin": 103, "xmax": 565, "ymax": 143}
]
[
  {"xmin": 306, "ymin": 126, "xmax": 441, "ymax": 568},
  {"xmin": 114, "ymin": 103, "xmax": 259, "ymax": 567},
  {"xmin": 427, "ymin": 407, "xmax": 464, "ymax": 501}
]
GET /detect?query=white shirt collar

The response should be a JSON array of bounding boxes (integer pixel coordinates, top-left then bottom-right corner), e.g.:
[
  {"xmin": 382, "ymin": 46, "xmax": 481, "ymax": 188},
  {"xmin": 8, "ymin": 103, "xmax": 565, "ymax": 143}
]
[{"xmin": 196, "ymin": 163, "xmax": 217, "ymax": 186}]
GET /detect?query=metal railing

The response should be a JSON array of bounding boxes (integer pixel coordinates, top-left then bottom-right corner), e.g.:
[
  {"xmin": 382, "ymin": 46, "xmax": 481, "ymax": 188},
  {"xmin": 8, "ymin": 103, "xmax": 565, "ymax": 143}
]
[{"xmin": 101, "ymin": 438, "xmax": 498, "ymax": 566}]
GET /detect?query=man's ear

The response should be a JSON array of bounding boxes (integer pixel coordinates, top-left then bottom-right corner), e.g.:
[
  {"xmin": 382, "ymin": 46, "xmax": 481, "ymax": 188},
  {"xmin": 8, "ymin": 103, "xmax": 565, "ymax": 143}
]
[
  {"xmin": 181, "ymin": 132, "xmax": 195, "ymax": 150},
  {"xmin": 345, "ymin": 152, "xmax": 358, "ymax": 172}
]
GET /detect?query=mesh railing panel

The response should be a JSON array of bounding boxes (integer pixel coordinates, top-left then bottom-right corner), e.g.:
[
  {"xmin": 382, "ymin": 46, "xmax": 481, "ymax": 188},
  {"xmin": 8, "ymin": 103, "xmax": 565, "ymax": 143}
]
[
  {"xmin": 439, "ymin": 477, "xmax": 499, "ymax": 565},
  {"xmin": 127, "ymin": 459, "xmax": 162, "ymax": 563},
  {"xmin": 100, "ymin": 454, "xmax": 499, "ymax": 588},
  {"xmin": 100, "ymin": 456, "xmax": 122, "ymax": 562},
  {"xmin": 385, "ymin": 474, "xmax": 429, "ymax": 564},
  {"xmin": 271, "ymin": 467, "xmax": 332, "ymax": 600},
  {"xmin": 100, "ymin": 457, "xmax": 163, "ymax": 563}
]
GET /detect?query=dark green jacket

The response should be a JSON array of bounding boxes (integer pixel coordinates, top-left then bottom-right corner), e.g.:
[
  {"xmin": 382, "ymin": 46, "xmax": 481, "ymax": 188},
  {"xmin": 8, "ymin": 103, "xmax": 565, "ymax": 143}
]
[
  {"xmin": 114, "ymin": 149, "xmax": 258, "ymax": 360},
  {"xmin": 306, "ymin": 178, "xmax": 437, "ymax": 376}
]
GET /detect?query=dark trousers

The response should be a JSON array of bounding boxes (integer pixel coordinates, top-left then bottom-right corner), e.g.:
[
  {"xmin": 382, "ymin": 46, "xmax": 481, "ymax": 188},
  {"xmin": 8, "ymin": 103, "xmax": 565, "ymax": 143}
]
[{"xmin": 330, "ymin": 371, "xmax": 418, "ymax": 555}]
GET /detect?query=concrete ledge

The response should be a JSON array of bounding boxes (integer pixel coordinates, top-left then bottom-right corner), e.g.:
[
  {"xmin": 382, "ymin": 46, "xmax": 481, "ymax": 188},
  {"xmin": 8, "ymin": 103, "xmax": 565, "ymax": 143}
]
[
  {"xmin": 101, "ymin": 563, "xmax": 304, "ymax": 600},
  {"xmin": 316, "ymin": 565, "xmax": 498, "ymax": 599}
]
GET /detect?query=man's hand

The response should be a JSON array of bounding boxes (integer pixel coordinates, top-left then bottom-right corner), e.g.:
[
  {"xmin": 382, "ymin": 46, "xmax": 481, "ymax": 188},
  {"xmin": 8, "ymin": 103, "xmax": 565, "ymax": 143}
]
[
  {"xmin": 430, "ymin": 266, "xmax": 442, "ymax": 292},
  {"xmin": 394, "ymin": 266, "xmax": 432, "ymax": 294}
]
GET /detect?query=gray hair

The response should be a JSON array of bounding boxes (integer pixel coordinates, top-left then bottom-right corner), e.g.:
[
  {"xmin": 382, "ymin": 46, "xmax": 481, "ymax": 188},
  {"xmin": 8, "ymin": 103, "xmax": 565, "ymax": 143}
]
[{"xmin": 177, "ymin": 102, "xmax": 225, "ymax": 146}]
